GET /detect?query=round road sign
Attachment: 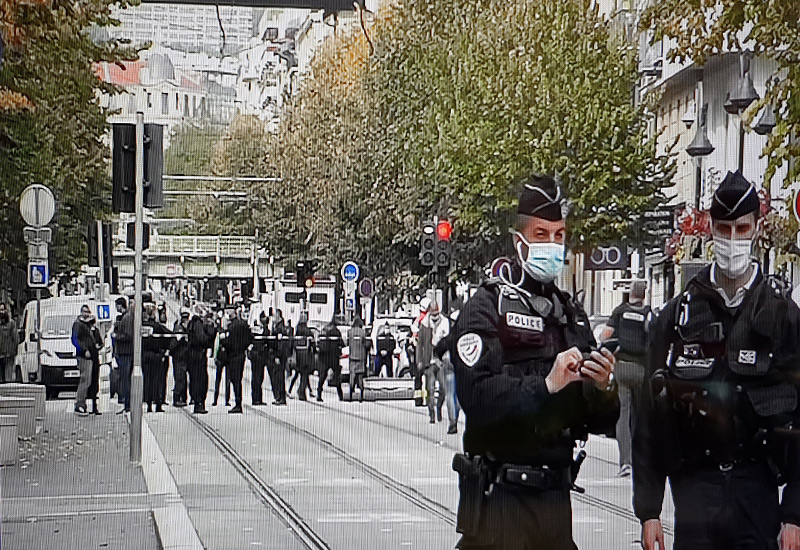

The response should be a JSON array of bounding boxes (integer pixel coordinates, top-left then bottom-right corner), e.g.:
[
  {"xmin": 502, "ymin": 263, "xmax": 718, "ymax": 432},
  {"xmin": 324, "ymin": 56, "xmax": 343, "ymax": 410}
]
[
  {"xmin": 359, "ymin": 278, "xmax": 374, "ymax": 298},
  {"xmin": 794, "ymin": 188, "xmax": 800, "ymax": 224},
  {"xmin": 341, "ymin": 261, "xmax": 360, "ymax": 282},
  {"xmin": 20, "ymin": 184, "xmax": 55, "ymax": 227}
]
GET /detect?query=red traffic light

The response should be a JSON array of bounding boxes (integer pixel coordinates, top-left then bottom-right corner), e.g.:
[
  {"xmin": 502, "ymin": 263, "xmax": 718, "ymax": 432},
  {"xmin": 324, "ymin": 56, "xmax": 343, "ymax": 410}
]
[{"xmin": 436, "ymin": 220, "xmax": 452, "ymax": 241}]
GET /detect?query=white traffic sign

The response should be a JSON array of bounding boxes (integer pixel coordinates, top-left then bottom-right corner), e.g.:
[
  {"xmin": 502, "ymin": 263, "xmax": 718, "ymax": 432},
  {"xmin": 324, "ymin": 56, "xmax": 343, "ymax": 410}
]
[
  {"xmin": 28, "ymin": 261, "xmax": 48, "ymax": 288},
  {"xmin": 20, "ymin": 184, "xmax": 55, "ymax": 227},
  {"xmin": 96, "ymin": 303, "xmax": 112, "ymax": 321},
  {"xmin": 341, "ymin": 261, "xmax": 360, "ymax": 282},
  {"xmin": 344, "ymin": 281, "xmax": 357, "ymax": 293}
]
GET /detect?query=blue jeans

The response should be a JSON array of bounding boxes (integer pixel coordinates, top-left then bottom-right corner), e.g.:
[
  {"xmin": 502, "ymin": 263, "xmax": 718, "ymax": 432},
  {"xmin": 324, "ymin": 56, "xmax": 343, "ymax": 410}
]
[
  {"xmin": 445, "ymin": 369, "xmax": 460, "ymax": 423},
  {"xmin": 117, "ymin": 355, "xmax": 132, "ymax": 409}
]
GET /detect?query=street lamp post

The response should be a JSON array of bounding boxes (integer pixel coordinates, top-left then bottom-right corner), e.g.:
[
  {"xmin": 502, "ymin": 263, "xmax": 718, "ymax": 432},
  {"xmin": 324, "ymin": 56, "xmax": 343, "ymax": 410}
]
[
  {"xmin": 686, "ymin": 80, "xmax": 714, "ymax": 209},
  {"xmin": 724, "ymin": 52, "xmax": 759, "ymax": 173}
]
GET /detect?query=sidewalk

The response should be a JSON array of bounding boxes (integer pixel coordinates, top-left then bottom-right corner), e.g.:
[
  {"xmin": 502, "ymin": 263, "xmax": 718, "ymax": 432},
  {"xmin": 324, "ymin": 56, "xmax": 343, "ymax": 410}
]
[{"xmin": 1, "ymin": 399, "xmax": 161, "ymax": 549}]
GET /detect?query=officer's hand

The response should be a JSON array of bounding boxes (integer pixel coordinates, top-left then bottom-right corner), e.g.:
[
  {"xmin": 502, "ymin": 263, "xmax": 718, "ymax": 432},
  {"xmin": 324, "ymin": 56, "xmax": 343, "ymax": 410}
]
[
  {"xmin": 581, "ymin": 347, "xmax": 615, "ymax": 390},
  {"xmin": 780, "ymin": 523, "xmax": 800, "ymax": 550},
  {"xmin": 545, "ymin": 347, "xmax": 584, "ymax": 393},
  {"xmin": 641, "ymin": 519, "xmax": 665, "ymax": 550}
]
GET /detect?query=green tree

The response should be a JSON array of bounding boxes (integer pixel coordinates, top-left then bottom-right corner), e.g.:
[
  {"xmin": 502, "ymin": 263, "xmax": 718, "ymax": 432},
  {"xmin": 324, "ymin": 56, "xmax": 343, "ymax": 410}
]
[
  {"xmin": 0, "ymin": 0, "xmax": 140, "ymax": 277},
  {"xmin": 641, "ymin": 0, "xmax": 800, "ymax": 186}
]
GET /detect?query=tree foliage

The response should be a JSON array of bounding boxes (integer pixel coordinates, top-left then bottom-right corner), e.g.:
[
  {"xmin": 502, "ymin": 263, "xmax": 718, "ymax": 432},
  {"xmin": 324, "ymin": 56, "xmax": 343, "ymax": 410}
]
[
  {"xmin": 641, "ymin": 0, "xmax": 800, "ymax": 187},
  {"xmin": 0, "ymin": 0, "xmax": 140, "ymax": 277}
]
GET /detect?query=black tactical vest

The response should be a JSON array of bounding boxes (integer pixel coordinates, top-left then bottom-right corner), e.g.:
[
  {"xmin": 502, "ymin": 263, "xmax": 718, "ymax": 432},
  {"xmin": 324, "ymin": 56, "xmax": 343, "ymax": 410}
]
[
  {"xmin": 616, "ymin": 303, "xmax": 650, "ymax": 357},
  {"xmin": 659, "ymin": 276, "xmax": 798, "ymax": 460}
]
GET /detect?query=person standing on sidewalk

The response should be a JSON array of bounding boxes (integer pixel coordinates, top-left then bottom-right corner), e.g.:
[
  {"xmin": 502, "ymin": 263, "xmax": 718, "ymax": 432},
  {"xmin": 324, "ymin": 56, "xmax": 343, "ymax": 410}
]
[
  {"xmin": 250, "ymin": 311, "xmax": 270, "ymax": 405},
  {"xmin": 419, "ymin": 302, "xmax": 449, "ymax": 424},
  {"xmin": 113, "ymin": 297, "xmax": 134, "ymax": 413},
  {"xmin": 142, "ymin": 303, "xmax": 170, "ymax": 413},
  {"xmin": 434, "ymin": 311, "xmax": 460, "ymax": 435},
  {"xmin": 0, "ymin": 303, "xmax": 19, "ymax": 383},
  {"xmin": 221, "ymin": 308, "xmax": 252, "ymax": 414},
  {"xmin": 293, "ymin": 313, "xmax": 315, "ymax": 401},
  {"xmin": 71, "ymin": 304, "xmax": 103, "ymax": 416},
  {"xmin": 268, "ymin": 310, "xmax": 288, "ymax": 406},
  {"xmin": 600, "ymin": 280, "xmax": 650, "ymax": 478},
  {"xmin": 170, "ymin": 308, "xmax": 191, "ymax": 407},
  {"xmin": 187, "ymin": 306, "xmax": 215, "ymax": 414},
  {"xmin": 348, "ymin": 316, "xmax": 370, "ymax": 402},
  {"xmin": 317, "ymin": 319, "xmax": 344, "ymax": 402}
]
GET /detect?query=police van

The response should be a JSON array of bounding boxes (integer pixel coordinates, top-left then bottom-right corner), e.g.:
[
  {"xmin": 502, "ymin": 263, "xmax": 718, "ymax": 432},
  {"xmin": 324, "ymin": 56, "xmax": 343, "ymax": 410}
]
[{"xmin": 15, "ymin": 295, "xmax": 116, "ymax": 398}]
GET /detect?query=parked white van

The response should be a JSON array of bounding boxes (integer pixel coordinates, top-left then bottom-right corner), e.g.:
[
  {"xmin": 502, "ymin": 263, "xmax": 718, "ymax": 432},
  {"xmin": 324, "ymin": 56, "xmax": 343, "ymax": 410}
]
[{"xmin": 15, "ymin": 295, "xmax": 115, "ymax": 399}]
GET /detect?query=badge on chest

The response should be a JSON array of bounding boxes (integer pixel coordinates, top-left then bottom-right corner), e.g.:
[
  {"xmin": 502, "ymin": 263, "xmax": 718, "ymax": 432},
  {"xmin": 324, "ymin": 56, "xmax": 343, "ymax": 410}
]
[{"xmin": 506, "ymin": 312, "xmax": 544, "ymax": 332}]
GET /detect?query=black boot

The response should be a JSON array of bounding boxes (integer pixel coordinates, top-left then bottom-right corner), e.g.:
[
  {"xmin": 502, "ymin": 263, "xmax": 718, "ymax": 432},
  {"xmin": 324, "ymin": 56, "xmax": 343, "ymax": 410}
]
[
  {"xmin": 146, "ymin": 402, "xmax": 152, "ymax": 413},
  {"xmin": 92, "ymin": 399, "xmax": 101, "ymax": 416},
  {"xmin": 155, "ymin": 403, "xmax": 164, "ymax": 413}
]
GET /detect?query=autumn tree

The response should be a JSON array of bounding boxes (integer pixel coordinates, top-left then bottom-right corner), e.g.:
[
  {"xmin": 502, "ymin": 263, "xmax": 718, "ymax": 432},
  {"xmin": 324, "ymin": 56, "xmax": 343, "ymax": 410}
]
[{"xmin": 0, "ymin": 0, "xmax": 140, "ymax": 277}]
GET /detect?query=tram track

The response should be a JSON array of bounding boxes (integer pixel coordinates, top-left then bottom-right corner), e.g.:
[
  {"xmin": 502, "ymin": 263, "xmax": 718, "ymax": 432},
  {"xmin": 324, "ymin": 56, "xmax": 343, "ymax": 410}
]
[
  {"xmin": 181, "ymin": 408, "xmax": 332, "ymax": 550},
  {"xmin": 244, "ymin": 403, "xmax": 458, "ymax": 527}
]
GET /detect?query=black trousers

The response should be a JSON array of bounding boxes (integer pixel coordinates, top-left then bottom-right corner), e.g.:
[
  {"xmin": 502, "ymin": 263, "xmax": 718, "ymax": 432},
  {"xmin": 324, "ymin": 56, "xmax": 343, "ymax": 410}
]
[
  {"xmin": 317, "ymin": 357, "xmax": 343, "ymax": 400},
  {"xmin": 457, "ymin": 483, "xmax": 577, "ymax": 550},
  {"xmin": 227, "ymin": 353, "xmax": 245, "ymax": 407},
  {"xmin": 172, "ymin": 360, "xmax": 188, "ymax": 404},
  {"xmin": 670, "ymin": 462, "xmax": 780, "ymax": 550},
  {"xmin": 187, "ymin": 350, "xmax": 208, "ymax": 408},
  {"xmin": 213, "ymin": 360, "xmax": 230, "ymax": 405},
  {"xmin": 295, "ymin": 357, "xmax": 312, "ymax": 399},
  {"xmin": 268, "ymin": 355, "xmax": 287, "ymax": 402},
  {"xmin": 87, "ymin": 358, "xmax": 100, "ymax": 401},
  {"xmin": 251, "ymin": 355, "xmax": 267, "ymax": 404},
  {"xmin": 143, "ymin": 353, "xmax": 166, "ymax": 405},
  {"xmin": 376, "ymin": 353, "xmax": 393, "ymax": 377}
]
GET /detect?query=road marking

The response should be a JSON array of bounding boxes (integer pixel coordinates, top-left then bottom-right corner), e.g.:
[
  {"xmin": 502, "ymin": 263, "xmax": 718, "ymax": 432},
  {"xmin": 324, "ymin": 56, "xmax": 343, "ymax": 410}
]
[
  {"xmin": 4, "ymin": 507, "xmax": 152, "ymax": 522},
  {"xmin": 317, "ymin": 513, "xmax": 428, "ymax": 523}
]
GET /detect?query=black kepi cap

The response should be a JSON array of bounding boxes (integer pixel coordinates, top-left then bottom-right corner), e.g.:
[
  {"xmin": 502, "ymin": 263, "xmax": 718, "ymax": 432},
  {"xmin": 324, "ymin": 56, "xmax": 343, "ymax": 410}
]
[
  {"xmin": 517, "ymin": 173, "xmax": 564, "ymax": 221},
  {"xmin": 709, "ymin": 171, "xmax": 760, "ymax": 220}
]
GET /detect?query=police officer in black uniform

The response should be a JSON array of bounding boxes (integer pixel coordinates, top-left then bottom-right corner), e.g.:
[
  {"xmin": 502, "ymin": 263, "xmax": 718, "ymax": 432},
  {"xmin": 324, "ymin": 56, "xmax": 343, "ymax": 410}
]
[
  {"xmin": 633, "ymin": 171, "xmax": 800, "ymax": 550},
  {"xmin": 601, "ymin": 280, "xmax": 651, "ymax": 477},
  {"xmin": 451, "ymin": 174, "xmax": 619, "ymax": 550}
]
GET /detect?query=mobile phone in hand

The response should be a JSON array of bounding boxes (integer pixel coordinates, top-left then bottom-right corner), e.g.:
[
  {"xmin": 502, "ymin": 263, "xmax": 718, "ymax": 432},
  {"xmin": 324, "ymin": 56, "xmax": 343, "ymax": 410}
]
[{"xmin": 599, "ymin": 339, "xmax": 620, "ymax": 355}]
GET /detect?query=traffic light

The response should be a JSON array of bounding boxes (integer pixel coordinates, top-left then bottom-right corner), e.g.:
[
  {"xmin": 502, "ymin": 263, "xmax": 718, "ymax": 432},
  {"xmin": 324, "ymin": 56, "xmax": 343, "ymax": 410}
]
[
  {"xmin": 88, "ymin": 223, "xmax": 99, "ymax": 267},
  {"xmin": 102, "ymin": 222, "xmax": 113, "ymax": 269},
  {"xmin": 296, "ymin": 259, "xmax": 316, "ymax": 288},
  {"xmin": 112, "ymin": 123, "xmax": 164, "ymax": 213},
  {"xmin": 435, "ymin": 219, "xmax": 452, "ymax": 267},
  {"xmin": 420, "ymin": 221, "xmax": 436, "ymax": 267},
  {"xmin": 126, "ymin": 222, "xmax": 150, "ymax": 250}
]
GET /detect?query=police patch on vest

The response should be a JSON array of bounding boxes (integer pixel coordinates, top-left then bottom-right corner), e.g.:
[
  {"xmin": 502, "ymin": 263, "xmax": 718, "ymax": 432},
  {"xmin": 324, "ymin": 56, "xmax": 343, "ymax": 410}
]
[
  {"xmin": 738, "ymin": 350, "xmax": 757, "ymax": 365},
  {"xmin": 457, "ymin": 333, "xmax": 483, "ymax": 367},
  {"xmin": 505, "ymin": 312, "xmax": 544, "ymax": 332},
  {"xmin": 683, "ymin": 344, "xmax": 701, "ymax": 358},
  {"xmin": 622, "ymin": 311, "xmax": 645, "ymax": 322},
  {"xmin": 675, "ymin": 357, "xmax": 715, "ymax": 369}
]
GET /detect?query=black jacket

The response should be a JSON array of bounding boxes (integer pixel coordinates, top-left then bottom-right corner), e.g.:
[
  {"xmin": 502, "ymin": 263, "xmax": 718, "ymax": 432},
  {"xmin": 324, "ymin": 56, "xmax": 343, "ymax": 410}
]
[
  {"xmin": 171, "ymin": 319, "xmax": 190, "ymax": 363},
  {"xmin": 451, "ymin": 264, "xmax": 619, "ymax": 468},
  {"xmin": 633, "ymin": 265, "xmax": 800, "ymax": 525},
  {"xmin": 72, "ymin": 317, "xmax": 103, "ymax": 363},
  {"xmin": 223, "ymin": 318, "xmax": 253, "ymax": 357}
]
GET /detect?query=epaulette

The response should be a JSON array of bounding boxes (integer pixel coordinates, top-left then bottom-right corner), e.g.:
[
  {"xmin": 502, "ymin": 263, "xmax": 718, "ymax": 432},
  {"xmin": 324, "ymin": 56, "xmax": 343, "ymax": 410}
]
[{"xmin": 482, "ymin": 277, "xmax": 523, "ymax": 300}]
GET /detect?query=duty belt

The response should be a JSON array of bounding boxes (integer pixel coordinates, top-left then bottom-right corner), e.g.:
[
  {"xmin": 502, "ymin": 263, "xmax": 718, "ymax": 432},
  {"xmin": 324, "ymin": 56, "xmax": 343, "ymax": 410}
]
[{"xmin": 495, "ymin": 464, "xmax": 571, "ymax": 490}]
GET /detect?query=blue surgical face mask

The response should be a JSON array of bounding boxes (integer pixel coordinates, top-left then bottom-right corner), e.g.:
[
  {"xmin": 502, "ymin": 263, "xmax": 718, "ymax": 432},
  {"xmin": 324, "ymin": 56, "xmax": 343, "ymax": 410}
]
[{"xmin": 514, "ymin": 232, "xmax": 565, "ymax": 283}]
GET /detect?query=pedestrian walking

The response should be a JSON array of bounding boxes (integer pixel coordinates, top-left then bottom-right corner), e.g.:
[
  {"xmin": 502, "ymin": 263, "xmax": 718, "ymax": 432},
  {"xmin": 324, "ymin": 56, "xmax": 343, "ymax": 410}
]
[
  {"xmin": 71, "ymin": 304, "xmax": 103, "ymax": 416},
  {"xmin": 347, "ymin": 316, "xmax": 370, "ymax": 402},
  {"xmin": 293, "ymin": 313, "xmax": 315, "ymax": 401},
  {"xmin": 187, "ymin": 306, "xmax": 215, "ymax": 414},
  {"xmin": 170, "ymin": 308, "xmax": 191, "ymax": 407},
  {"xmin": 375, "ymin": 325, "xmax": 396, "ymax": 377},
  {"xmin": 317, "ymin": 318, "xmax": 344, "ymax": 402},
  {"xmin": 268, "ymin": 310, "xmax": 289, "ymax": 406},
  {"xmin": 411, "ymin": 297, "xmax": 431, "ymax": 406},
  {"xmin": 450, "ymin": 174, "xmax": 619, "ymax": 549},
  {"xmin": 250, "ymin": 311, "xmax": 270, "ymax": 405},
  {"xmin": 434, "ymin": 311, "xmax": 460, "ymax": 435},
  {"xmin": 633, "ymin": 171, "xmax": 800, "ymax": 550},
  {"xmin": 142, "ymin": 303, "xmax": 170, "ymax": 413},
  {"xmin": 221, "ymin": 308, "xmax": 252, "ymax": 414},
  {"xmin": 113, "ymin": 297, "xmax": 134, "ymax": 413},
  {"xmin": 0, "ymin": 303, "xmax": 19, "ymax": 383},
  {"xmin": 601, "ymin": 280, "xmax": 651, "ymax": 478},
  {"xmin": 418, "ymin": 302, "xmax": 449, "ymax": 424}
]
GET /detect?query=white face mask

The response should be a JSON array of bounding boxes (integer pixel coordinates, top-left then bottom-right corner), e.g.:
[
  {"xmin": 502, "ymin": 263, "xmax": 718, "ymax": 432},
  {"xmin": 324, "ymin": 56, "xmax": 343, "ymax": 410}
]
[
  {"xmin": 514, "ymin": 232, "xmax": 565, "ymax": 283},
  {"xmin": 714, "ymin": 237, "xmax": 752, "ymax": 278}
]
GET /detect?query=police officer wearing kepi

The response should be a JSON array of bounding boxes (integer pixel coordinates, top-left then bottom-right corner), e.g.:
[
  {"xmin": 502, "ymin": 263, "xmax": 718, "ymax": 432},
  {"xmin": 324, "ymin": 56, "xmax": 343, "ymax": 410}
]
[
  {"xmin": 451, "ymin": 173, "xmax": 619, "ymax": 550},
  {"xmin": 633, "ymin": 170, "xmax": 800, "ymax": 550}
]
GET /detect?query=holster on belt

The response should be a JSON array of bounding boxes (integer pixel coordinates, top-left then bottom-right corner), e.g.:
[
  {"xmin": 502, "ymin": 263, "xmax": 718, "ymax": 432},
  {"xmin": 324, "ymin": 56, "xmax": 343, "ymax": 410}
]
[{"xmin": 452, "ymin": 453, "xmax": 490, "ymax": 537}]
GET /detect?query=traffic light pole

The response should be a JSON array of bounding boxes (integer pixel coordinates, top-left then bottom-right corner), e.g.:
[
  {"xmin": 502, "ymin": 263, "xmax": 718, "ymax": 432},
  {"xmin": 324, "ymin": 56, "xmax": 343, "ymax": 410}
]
[
  {"xmin": 96, "ymin": 220, "xmax": 105, "ymax": 299},
  {"xmin": 130, "ymin": 112, "xmax": 144, "ymax": 463}
]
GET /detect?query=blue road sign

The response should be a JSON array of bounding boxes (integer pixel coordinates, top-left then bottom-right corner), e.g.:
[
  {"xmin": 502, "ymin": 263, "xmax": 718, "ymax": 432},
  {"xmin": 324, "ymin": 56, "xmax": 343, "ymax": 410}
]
[
  {"xmin": 28, "ymin": 262, "xmax": 48, "ymax": 288},
  {"xmin": 341, "ymin": 261, "xmax": 360, "ymax": 282},
  {"xmin": 96, "ymin": 303, "xmax": 112, "ymax": 321},
  {"xmin": 345, "ymin": 297, "xmax": 356, "ymax": 311}
]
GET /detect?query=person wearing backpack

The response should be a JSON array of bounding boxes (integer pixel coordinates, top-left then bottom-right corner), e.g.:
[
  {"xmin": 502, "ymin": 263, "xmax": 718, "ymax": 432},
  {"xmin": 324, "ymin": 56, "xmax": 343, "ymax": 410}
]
[{"xmin": 601, "ymin": 279, "xmax": 651, "ymax": 477}]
